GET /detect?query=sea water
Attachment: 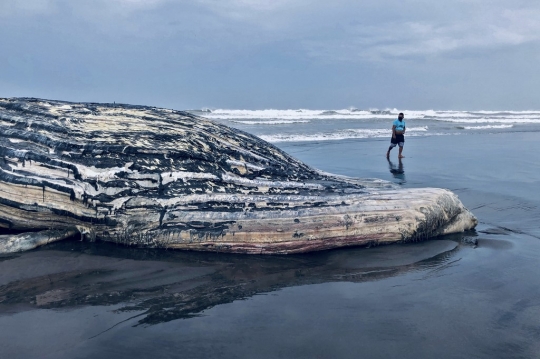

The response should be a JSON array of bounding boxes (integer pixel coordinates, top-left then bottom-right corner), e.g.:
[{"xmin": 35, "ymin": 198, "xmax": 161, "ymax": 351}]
[
  {"xmin": 192, "ymin": 108, "xmax": 540, "ymax": 143},
  {"xmin": 0, "ymin": 109, "xmax": 539, "ymax": 358}
]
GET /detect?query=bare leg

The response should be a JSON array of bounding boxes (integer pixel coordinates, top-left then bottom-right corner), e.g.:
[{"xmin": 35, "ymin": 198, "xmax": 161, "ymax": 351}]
[
  {"xmin": 386, "ymin": 146, "xmax": 393, "ymax": 159},
  {"xmin": 398, "ymin": 146, "xmax": 404, "ymax": 158}
]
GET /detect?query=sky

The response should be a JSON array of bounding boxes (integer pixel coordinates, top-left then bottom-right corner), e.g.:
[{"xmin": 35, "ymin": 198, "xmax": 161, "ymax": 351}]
[{"xmin": 1, "ymin": 0, "xmax": 539, "ymax": 110}]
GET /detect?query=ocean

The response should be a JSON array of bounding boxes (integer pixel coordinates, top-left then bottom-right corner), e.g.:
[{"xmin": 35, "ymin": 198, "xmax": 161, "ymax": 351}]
[
  {"xmin": 190, "ymin": 108, "xmax": 540, "ymax": 143},
  {"xmin": 1, "ymin": 108, "xmax": 539, "ymax": 358}
]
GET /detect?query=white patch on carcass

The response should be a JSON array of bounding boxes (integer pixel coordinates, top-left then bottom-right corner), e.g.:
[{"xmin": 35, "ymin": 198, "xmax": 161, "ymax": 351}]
[{"xmin": 161, "ymin": 171, "xmax": 218, "ymax": 185}]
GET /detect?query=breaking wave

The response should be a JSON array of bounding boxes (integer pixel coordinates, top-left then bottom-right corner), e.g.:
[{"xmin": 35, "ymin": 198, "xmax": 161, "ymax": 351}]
[
  {"xmin": 460, "ymin": 124, "xmax": 514, "ymax": 130},
  {"xmin": 196, "ymin": 108, "xmax": 540, "ymax": 124},
  {"xmin": 231, "ymin": 120, "xmax": 310, "ymax": 125},
  {"xmin": 259, "ymin": 127, "xmax": 429, "ymax": 143}
]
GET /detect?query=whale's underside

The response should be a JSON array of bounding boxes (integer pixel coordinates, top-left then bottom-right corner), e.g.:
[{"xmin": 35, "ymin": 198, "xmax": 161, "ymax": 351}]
[{"xmin": 0, "ymin": 98, "xmax": 477, "ymax": 254}]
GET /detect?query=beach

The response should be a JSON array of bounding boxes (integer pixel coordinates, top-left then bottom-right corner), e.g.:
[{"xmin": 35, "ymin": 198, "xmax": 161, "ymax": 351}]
[{"xmin": 1, "ymin": 114, "xmax": 539, "ymax": 358}]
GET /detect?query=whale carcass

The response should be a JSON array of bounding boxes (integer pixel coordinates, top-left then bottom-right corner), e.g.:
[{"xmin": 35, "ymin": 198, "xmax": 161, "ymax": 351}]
[{"xmin": 0, "ymin": 98, "xmax": 477, "ymax": 254}]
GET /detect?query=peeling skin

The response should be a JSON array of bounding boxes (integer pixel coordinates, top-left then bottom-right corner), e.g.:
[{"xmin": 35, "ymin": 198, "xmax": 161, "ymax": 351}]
[
  {"xmin": 0, "ymin": 98, "xmax": 477, "ymax": 254},
  {"xmin": 0, "ymin": 229, "xmax": 78, "ymax": 253}
]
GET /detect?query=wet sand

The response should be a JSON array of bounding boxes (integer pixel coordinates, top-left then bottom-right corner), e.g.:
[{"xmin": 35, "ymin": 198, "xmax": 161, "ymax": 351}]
[{"xmin": 1, "ymin": 131, "xmax": 539, "ymax": 358}]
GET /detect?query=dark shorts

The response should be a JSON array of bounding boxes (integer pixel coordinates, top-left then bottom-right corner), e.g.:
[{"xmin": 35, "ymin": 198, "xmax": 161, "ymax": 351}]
[{"xmin": 390, "ymin": 134, "xmax": 405, "ymax": 147}]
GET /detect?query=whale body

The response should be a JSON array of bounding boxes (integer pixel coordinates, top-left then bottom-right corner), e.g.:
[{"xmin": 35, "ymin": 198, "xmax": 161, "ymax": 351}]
[{"xmin": 0, "ymin": 98, "xmax": 477, "ymax": 254}]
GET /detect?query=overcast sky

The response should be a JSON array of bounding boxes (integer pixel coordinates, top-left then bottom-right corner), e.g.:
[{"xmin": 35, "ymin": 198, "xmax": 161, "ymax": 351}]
[{"xmin": 1, "ymin": 0, "xmax": 539, "ymax": 110}]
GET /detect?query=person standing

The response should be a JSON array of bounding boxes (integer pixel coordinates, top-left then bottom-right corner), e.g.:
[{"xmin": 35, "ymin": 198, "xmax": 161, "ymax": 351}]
[{"xmin": 386, "ymin": 112, "xmax": 406, "ymax": 159}]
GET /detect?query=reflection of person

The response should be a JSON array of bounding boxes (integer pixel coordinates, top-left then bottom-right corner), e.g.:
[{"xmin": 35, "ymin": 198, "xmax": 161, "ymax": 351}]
[
  {"xmin": 388, "ymin": 158, "xmax": 406, "ymax": 183},
  {"xmin": 386, "ymin": 112, "xmax": 406, "ymax": 159}
]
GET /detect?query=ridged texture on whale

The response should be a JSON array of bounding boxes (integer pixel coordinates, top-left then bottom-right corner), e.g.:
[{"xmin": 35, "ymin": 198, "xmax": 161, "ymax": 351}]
[{"xmin": 0, "ymin": 98, "xmax": 477, "ymax": 254}]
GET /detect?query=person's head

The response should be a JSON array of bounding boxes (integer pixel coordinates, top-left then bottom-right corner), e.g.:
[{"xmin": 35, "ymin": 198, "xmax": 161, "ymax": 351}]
[{"xmin": 398, "ymin": 113, "xmax": 404, "ymax": 121}]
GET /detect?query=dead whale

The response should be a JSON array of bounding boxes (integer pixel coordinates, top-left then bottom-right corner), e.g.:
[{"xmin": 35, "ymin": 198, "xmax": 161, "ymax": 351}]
[{"xmin": 0, "ymin": 98, "xmax": 477, "ymax": 254}]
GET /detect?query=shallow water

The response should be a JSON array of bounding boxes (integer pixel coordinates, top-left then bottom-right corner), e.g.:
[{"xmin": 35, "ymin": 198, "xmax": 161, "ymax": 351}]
[{"xmin": 1, "ymin": 131, "xmax": 540, "ymax": 358}]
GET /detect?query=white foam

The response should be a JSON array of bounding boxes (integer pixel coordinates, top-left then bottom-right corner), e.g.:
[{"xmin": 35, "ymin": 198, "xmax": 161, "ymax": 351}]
[
  {"xmin": 260, "ymin": 126, "xmax": 429, "ymax": 143},
  {"xmin": 205, "ymin": 108, "xmax": 395, "ymax": 120},
  {"xmin": 202, "ymin": 108, "xmax": 540, "ymax": 123},
  {"xmin": 442, "ymin": 117, "xmax": 539, "ymax": 124},
  {"xmin": 473, "ymin": 110, "xmax": 540, "ymax": 115},
  {"xmin": 462, "ymin": 124, "xmax": 514, "ymax": 130},
  {"xmin": 231, "ymin": 120, "xmax": 310, "ymax": 125}
]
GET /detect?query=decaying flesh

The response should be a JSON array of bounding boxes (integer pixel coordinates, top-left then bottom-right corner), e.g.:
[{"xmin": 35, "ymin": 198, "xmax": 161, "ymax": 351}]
[{"xmin": 0, "ymin": 98, "xmax": 477, "ymax": 254}]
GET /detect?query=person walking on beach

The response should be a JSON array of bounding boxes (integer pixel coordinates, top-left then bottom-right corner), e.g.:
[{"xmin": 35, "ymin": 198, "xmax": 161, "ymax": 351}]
[{"xmin": 386, "ymin": 112, "xmax": 406, "ymax": 159}]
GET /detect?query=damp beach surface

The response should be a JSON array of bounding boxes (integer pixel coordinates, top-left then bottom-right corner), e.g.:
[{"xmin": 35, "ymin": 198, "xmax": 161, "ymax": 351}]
[{"xmin": 1, "ymin": 131, "xmax": 540, "ymax": 358}]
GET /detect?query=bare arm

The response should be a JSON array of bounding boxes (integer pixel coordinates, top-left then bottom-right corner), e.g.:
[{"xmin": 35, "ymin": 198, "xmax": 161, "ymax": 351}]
[{"xmin": 392, "ymin": 125, "xmax": 396, "ymax": 138}]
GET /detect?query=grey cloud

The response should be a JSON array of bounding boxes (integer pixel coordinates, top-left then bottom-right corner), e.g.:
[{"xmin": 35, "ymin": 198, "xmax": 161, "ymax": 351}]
[
  {"xmin": 0, "ymin": 0, "xmax": 57, "ymax": 16},
  {"xmin": 0, "ymin": 0, "xmax": 539, "ymax": 109},
  {"xmin": 8, "ymin": 1, "xmax": 538, "ymax": 59},
  {"xmin": 301, "ymin": 4, "xmax": 540, "ymax": 61}
]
